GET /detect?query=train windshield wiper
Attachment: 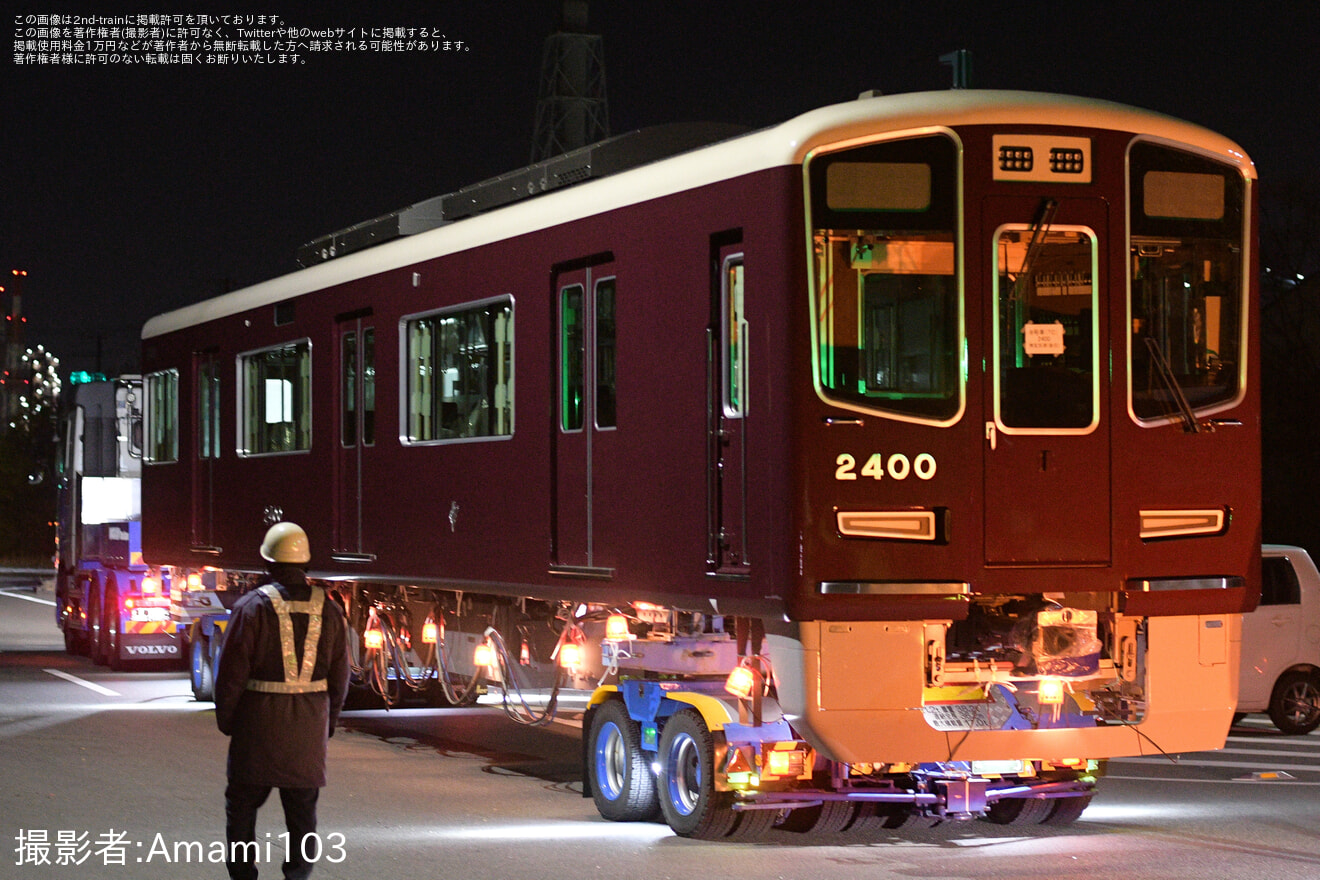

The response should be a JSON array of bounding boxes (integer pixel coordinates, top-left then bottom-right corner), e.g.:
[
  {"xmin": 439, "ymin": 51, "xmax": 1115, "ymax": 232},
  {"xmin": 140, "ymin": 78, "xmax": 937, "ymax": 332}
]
[
  {"xmin": 1143, "ymin": 336, "xmax": 1201, "ymax": 433},
  {"xmin": 1009, "ymin": 198, "xmax": 1059, "ymax": 302}
]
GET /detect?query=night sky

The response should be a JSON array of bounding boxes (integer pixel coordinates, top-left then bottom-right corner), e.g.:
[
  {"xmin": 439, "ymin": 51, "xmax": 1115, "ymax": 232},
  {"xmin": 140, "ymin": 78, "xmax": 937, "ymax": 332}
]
[{"xmin": 5, "ymin": 2, "xmax": 1317, "ymax": 376}]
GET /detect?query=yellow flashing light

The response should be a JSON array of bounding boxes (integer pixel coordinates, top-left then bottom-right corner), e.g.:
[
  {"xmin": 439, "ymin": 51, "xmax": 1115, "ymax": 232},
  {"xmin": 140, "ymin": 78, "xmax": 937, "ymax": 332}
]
[
  {"xmin": 558, "ymin": 642, "xmax": 583, "ymax": 670},
  {"xmin": 725, "ymin": 665, "xmax": 758, "ymax": 699},
  {"xmin": 473, "ymin": 642, "xmax": 495, "ymax": 669},
  {"xmin": 363, "ymin": 626, "xmax": 384, "ymax": 651},
  {"xmin": 605, "ymin": 614, "xmax": 631, "ymax": 641},
  {"xmin": 140, "ymin": 576, "xmax": 161, "ymax": 595},
  {"xmin": 1039, "ymin": 678, "xmax": 1066, "ymax": 705},
  {"xmin": 421, "ymin": 621, "xmax": 438, "ymax": 644}
]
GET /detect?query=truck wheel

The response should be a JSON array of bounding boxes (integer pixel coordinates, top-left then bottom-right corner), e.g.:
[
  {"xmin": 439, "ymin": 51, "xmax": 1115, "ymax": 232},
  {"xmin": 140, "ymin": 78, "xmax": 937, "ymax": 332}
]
[
  {"xmin": 656, "ymin": 709, "xmax": 739, "ymax": 839},
  {"xmin": 1268, "ymin": 671, "xmax": 1320, "ymax": 735},
  {"xmin": 191, "ymin": 635, "xmax": 215, "ymax": 702},
  {"xmin": 587, "ymin": 700, "xmax": 660, "ymax": 821},
  {"xmin": 104, "ymin": 588, "xmax": 123, "ymax": 670},
  {"xmin": 89, "ymin": 590, "xmax": 107, "ymax": 666}
]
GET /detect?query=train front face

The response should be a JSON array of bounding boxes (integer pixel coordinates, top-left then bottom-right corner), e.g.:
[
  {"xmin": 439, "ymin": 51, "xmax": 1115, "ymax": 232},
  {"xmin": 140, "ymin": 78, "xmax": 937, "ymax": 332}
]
[{"xmin": 775, "ymin": 98, "xmax": 1259, "ymax": 765}]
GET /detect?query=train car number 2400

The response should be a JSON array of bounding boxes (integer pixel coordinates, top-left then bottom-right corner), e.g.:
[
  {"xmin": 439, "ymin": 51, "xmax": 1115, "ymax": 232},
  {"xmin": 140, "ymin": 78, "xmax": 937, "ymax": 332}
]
[{"xmin": 835, "ymin": 452, "xmax": 937, "ymax": 482}]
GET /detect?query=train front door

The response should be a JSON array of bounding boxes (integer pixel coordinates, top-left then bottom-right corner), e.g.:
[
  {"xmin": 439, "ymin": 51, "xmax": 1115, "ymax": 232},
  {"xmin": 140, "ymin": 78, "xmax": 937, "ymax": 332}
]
[
  {"xmin": 333, "ymin": 312, "xmax": 376, "ymax": 562},
  {"xmin": 551, "ymin": 259, "xmax": 616, "ymax": 576},
  {"xmin": 982, "ymin": 196, "xmax": 1111, "ymax": 565}
]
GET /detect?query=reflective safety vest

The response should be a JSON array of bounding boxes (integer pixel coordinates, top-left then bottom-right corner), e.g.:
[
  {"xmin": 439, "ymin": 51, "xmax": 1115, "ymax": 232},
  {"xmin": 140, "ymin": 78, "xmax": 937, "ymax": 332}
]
[{"xmin": 245, "ymin": 584, "xmax": 328, "ymax": 695}]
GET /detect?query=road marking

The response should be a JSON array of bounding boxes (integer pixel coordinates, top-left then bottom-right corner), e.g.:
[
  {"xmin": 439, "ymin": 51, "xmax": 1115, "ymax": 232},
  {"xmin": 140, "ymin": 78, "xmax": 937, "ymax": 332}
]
[
  {"xmin": 0, "ymin": 589, "xmax": 56, "ymax": 607},
  {"xmin": 1111, "ymin": 755, "xmax": 1320, "ymax": 773},
  {"xmin": 43, "ymin": 668, "xmax": 121, "ymax": 697}
]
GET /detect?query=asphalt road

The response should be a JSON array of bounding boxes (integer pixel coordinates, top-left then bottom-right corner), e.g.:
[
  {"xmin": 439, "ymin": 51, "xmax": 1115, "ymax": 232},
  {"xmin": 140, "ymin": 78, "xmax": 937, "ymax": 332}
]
[{"xmin": 4, "ymin": 576, "xmax": 1320, "ymax": 880}]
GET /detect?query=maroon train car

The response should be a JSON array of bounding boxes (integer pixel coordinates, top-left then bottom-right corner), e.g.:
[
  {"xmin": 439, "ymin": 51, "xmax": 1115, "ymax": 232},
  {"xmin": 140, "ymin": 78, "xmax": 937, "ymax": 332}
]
[{"xmin": 140, "ymin": 90, "xmax": 1259, "ymax": 836}]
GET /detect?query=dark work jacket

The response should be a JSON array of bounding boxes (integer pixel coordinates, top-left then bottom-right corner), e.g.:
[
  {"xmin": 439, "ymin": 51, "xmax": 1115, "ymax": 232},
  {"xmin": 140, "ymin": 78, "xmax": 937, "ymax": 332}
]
[{"xmin": 214, "ymin": 570, "xmax": 350, "ymax": 788}]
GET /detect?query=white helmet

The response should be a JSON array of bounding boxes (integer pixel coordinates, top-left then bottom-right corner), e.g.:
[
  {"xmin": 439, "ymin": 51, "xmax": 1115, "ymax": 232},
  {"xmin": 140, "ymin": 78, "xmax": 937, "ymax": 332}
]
[{"xmin": 260, "ymin": 522, "xmax": 311, "ymax": 564}]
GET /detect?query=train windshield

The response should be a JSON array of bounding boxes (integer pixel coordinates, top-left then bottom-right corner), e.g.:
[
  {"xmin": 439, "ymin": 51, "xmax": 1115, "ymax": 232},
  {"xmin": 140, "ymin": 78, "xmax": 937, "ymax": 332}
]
[
  {"xmin": 807, "ymin": 133, "xmax": 962, "ymax": 423},
  {"xmin": 1129, "ymin": 142, "xmax": 1246, "ymax": 421}
]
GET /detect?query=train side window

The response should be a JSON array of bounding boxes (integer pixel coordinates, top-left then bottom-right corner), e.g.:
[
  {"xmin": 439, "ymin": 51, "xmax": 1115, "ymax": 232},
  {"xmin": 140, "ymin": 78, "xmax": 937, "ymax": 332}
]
[
  {"xmin": 807, "ymin": 133, "xmax": 962, "ymax": 424},
  {"xmin": 237, "ymin": 340, "xmax": 311, "ymax": 455},
  {"xmin": 560, "ymin": 285, "xmax": 585, "ymax": 432},
  {"xmin": 342, "ymin": 328, "xmax": 377, "ymax": 447},
  {"xmin": 198, "ymin": 359, "xmax": 221, "ymax": 459},
  {"xmin": 723, "ymin": 256, "xmax": 746, "ymax": 418},
  {"xmin": 403, "ymin": 297, "xmax": 513, "ymax": 443},
  {"xmin": 595, "ymin": 278, "xmax": 616, "ymax": 429},
  {"xmin": 144, "ymin": 369, "xmax": 179, "ymax": 463}
]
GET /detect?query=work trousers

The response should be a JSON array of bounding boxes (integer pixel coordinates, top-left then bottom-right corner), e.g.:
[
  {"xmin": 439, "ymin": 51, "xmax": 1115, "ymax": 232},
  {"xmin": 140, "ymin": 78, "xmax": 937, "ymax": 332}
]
[{"xmin": 225, "ymin": 782, "xmax": 320, "ymax": 880}]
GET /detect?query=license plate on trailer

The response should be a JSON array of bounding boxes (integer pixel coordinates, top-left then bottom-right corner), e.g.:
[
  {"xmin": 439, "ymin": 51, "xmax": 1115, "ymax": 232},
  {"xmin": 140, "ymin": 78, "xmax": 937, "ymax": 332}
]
[{"xmin": 130, "ymin": 608, "xmax": 169, "ymax": 622}]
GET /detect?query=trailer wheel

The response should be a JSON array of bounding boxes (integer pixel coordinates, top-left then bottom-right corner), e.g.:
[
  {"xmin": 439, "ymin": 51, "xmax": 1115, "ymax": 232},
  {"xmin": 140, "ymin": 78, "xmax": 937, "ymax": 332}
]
[
  {"xmin": 981, "ymin": 796, "xmax": 1054, "ymax": 825},
  {"xmin": 1268, "ymin": 671, "xmax": 1320, "ymax": 735},
  {"xmin": 1041, "ymin": 794, "xmax": 1092, "ymax": 825},
  {"xmin": 191, "ymin": 635, "xmax": 215, "ymax": 702},
  {"xmin": 777, "ymin": 800, "xmax": 856, "ymax": 834},
  {"xmin": 656, "ymin": 709, "xmax": 739, "ymax": 839},
  {"xmin": 587, "ymin": 700, "xmax": 659, "ymax": 822}
]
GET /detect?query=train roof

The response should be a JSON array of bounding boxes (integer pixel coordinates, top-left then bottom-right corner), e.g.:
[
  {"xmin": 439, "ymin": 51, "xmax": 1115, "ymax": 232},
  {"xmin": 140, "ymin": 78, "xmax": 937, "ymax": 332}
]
[{"xmin": 142, "ymin": 89, "xmax": 1254, "ymax": 341}]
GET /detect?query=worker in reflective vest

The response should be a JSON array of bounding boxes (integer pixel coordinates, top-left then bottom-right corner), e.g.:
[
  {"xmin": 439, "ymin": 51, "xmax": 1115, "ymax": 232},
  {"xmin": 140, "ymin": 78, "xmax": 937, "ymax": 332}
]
[{"xmin": 215, "ymin": 522, "xmax": 350, "ymax": 880}]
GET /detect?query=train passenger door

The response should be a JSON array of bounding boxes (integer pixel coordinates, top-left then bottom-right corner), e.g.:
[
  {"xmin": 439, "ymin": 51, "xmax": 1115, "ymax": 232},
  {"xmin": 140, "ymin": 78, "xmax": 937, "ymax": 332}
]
[
  {"xmin": 709, "ymin": 245, "xmax": 750, "ymax": 574},
  {"xmin": 552, "ymin": 259, "xmax": 616, "ymax": 576},
  {"xmin": 983, "ymin": 196, "xmax": 1111, "ymax": 565},
  {"xmin": 334, "ymin": 312, "xmax": 376, "ymax": 562},
  {"xmin": 190, "ymin": 351, "xmax": 221, "ymax": 553}
]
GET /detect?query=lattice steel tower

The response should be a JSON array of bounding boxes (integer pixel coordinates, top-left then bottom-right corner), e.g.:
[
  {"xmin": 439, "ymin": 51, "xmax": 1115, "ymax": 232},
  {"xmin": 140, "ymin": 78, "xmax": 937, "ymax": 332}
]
[{"xmin": 531, "ymin": 0, "xmax": 609, "ymax": 162}]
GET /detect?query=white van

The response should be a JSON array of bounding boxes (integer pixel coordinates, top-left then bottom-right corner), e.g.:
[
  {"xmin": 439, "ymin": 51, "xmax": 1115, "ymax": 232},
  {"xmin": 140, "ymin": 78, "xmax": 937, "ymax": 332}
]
[{"xmin": 1237, "ymin": 545, "xmax": 1320, "ymax": 734}]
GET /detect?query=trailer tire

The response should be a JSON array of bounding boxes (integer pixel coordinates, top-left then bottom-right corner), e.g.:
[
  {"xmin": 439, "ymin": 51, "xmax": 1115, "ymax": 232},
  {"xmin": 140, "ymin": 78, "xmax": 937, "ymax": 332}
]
[
  {"xmin": 778, "ymin": 800, "xmax": 856, "ymax": 834},
  {"xmin": 587, "ymin": 700, "xmax": 660, "ymax": 822},
  {"xmin": 1041, "ymin": 794, "xmax": 1091, "ymax": 825},
  {"xmin": 1268, "ymin": 671, "xmax": 1320, "ymax": 735},
  {"xmin": 191, "ymin": 635, "xmax": 215, "ymax": 702},
  {"xmin": 656, "ymin": 709, "xmax": 739, "ymax": 839},
  {"xmin": 981, "ymin": 796, "xmax": 1054, "ymax": 825}
]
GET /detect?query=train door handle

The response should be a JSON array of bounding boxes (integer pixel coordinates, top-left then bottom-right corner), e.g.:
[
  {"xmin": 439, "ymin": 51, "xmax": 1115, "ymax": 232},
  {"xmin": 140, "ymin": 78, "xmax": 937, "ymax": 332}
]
[{"xmin": 985, "ymin": 422, "xmax": 997, "ymax": 451}]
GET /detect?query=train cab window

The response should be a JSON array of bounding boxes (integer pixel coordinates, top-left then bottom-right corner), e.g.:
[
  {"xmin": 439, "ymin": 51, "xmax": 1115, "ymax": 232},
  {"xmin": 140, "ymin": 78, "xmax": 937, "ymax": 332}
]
[
  {"xmin": 404, "ymin": 297, "xmax": 513, "ymax": 442},
  {"xmin": 1129, "ymin": 141, "xmax": 1246, "ymax": 422},
  {"xmin": 143, "ymin": 369, "xmax": 179, "ymax": 463},
  {"xmin": 238, "ymin": 340, "xmax": 311, "ymax": 455},
  {"xmin": 807, "ymin": 133, "xmax": 962, "ymax": 423},
  {"xmin": 993, "ymin": 226, "xmax": 1099, "ymax": 431}
]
